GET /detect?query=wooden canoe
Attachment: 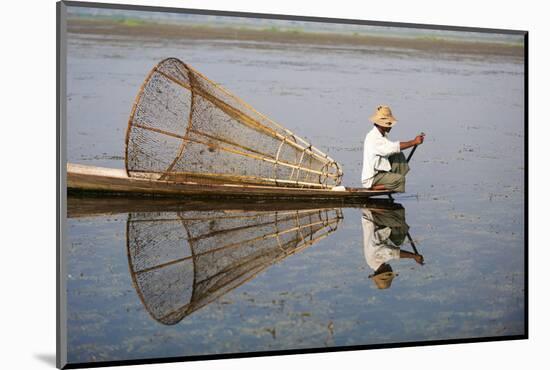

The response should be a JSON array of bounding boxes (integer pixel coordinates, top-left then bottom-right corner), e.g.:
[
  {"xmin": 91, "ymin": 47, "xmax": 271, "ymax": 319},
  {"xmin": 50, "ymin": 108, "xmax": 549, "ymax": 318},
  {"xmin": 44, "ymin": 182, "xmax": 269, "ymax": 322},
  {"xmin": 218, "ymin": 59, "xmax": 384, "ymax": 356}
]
[{"xmin": 67, "ymin": 163, "xmax": 394, "ymax": 200}]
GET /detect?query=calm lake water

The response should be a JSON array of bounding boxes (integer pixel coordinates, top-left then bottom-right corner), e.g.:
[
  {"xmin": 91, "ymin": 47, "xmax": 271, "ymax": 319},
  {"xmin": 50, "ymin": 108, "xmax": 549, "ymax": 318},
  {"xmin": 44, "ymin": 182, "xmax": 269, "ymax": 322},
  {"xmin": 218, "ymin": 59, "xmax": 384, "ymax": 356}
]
[{"xmin": 65, "ymin": 21, "xmax": 525, "ymax": 364}]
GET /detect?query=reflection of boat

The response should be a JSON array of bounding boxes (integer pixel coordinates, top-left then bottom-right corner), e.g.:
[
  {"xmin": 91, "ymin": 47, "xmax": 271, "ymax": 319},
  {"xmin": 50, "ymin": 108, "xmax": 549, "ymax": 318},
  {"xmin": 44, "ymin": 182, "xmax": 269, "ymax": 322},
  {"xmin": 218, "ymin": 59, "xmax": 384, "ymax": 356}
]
[
  {"xmin": 67, "ymin": 193, "xmax": 398, "ymax": 218},
  {"xmin": 67, "ymin": 163, "xmax": 393, "ymax": 200},
  {"xmin": 127, "ymin": 207, "xmax": 343, "ymax": 325}
]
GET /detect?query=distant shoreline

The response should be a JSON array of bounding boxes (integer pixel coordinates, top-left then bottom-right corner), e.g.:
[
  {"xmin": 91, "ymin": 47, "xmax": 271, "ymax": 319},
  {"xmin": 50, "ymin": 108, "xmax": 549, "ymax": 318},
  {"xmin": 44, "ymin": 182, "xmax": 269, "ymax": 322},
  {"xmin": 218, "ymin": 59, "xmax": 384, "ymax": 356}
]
[{"xmin": 67, "ymin": 18, "xmax": 524, "ymax": 59}]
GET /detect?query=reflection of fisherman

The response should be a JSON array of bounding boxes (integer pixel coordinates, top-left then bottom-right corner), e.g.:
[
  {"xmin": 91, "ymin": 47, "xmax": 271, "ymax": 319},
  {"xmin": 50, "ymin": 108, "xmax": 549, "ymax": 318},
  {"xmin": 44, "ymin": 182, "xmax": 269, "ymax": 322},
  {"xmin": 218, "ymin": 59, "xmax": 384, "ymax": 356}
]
[{"xmin": 362, "ymin": 207, "xmax": 423, "ymax": 289}]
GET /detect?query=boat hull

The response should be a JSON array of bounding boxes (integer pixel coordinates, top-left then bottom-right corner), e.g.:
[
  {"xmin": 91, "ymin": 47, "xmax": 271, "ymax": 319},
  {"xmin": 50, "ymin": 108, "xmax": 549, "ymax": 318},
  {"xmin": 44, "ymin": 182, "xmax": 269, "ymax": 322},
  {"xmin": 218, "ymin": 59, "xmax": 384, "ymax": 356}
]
[{"xmin": 67, "ymin": 163, "xmax": 393, "ymax": 201}]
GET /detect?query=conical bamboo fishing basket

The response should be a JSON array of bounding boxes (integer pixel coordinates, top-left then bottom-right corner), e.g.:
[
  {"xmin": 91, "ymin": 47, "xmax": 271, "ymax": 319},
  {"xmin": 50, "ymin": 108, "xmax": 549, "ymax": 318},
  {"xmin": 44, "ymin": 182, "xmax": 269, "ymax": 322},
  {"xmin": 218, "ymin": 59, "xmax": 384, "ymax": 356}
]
[
  {"xmin": 125, "ymin": 58, "xmax": 343, "ymax": 189},
  {"xmin": 127, "ymin": 208, "xmax": 343, "ymax": 325}
]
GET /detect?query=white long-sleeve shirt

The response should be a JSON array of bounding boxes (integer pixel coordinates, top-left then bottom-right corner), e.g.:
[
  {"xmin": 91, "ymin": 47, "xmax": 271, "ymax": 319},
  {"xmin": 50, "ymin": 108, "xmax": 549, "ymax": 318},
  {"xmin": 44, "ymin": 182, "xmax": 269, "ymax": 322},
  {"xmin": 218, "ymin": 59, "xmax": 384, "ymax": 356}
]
[
  {"xmin": 361, "ymin": 127, "xmax": 401, "ymax": 188},
  {"xmin": 361, "ymin": 209, "xmax": 401, "ymax": 271}
]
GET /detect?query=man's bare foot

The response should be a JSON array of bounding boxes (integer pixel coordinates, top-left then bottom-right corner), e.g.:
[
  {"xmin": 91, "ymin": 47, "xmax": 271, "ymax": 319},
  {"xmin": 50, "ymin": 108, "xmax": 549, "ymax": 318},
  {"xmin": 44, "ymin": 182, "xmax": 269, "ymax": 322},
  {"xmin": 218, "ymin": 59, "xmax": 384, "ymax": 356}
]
[{"xmin": 370, "ymin": 184, "xmax": 387, "ymax": 190}]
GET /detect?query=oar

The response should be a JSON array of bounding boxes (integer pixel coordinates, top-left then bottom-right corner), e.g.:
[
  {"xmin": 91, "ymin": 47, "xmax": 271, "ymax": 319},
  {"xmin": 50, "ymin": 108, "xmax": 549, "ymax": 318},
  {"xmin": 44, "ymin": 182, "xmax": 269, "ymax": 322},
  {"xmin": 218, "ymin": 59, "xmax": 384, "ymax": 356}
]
[
  {"xmin": 388, "ymin": 147, "xmax": 417, "ymax": 200},
  {"xmin": 406, "ymin": 145, "xmax": 418, "ymax": 163},
  {"xmin": 406, "ymin": 232, "xmax": 419, "ymax": 255},
  {"xmin": 406, "ymin": 132, "xmax": 425, "ymax": 163},
  {"xmin": 406, "ymin": 232, "xmax": 424, "ymax": 265},
  {"xmin": 388, "ymin": 133, "xmax": 423, "ymax": 200}
]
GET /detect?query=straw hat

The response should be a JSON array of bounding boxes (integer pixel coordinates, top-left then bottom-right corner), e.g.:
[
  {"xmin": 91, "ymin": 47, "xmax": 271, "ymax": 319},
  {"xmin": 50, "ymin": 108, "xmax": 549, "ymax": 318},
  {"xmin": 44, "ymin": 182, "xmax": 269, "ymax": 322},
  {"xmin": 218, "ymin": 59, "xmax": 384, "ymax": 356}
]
[
  {"xmin": 369, "ymin": 264, "xmax": 399, "ymax": 289},
  {"xmin": 369, "ymin": 105, "xmax": 398, "ymax": 127},
  {"xmin": 370, "ymin": 271, "xmax": 398, "ymax": 289}
]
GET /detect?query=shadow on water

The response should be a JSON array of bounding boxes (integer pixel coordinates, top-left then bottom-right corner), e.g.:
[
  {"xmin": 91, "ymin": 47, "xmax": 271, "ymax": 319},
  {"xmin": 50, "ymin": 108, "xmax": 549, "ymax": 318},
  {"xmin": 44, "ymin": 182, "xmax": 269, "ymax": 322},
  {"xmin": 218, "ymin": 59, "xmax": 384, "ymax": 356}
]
[{"xmin": 68, "ymin": 195, "xmax": 424, "ymax": 326}]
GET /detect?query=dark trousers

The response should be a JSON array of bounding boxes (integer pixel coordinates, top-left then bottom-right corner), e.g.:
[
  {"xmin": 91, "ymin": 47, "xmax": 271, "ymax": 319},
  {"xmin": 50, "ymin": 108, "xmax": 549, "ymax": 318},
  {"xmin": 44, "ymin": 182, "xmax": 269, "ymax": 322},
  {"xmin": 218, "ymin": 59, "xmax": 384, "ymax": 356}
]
[{"xmin": 372, "ymin": 152, "xmax": 410, "ymax": 192}]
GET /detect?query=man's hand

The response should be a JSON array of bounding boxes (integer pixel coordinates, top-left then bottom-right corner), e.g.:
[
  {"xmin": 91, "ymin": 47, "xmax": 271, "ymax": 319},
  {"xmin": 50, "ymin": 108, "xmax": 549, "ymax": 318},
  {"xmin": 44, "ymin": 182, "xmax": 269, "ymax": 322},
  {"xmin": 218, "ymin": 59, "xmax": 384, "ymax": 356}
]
[
  {"xmin": 400, "ymin": 132, "xmax": 426, "ymax": 151},
  {"xmin": 414, "ymin": 254, "xmax": 424, "ymax": 265},
  {"xmin": 414, "ymin": 133, "xmax": 425, "ymax": 145}
]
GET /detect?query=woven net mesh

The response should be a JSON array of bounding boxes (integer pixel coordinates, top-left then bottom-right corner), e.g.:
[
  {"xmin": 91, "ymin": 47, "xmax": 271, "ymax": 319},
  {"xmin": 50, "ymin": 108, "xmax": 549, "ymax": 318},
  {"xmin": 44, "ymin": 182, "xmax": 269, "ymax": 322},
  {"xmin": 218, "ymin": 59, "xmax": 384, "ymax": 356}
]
[
  {"xmin": 125, "ymin": 58, "xmax": 343, "ymax": 188},
  {"xmin": 127, "ymin": 208, "xmax": 343, "ymax": 325}
]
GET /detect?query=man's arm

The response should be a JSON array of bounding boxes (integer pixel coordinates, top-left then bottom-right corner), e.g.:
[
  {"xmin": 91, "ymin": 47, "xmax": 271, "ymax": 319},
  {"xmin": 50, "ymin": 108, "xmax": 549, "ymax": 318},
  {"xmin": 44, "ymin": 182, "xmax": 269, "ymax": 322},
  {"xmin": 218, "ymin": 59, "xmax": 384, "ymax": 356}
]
[
  {"xmin": 400, "ymin": 133, "xmax": 425, "ymax": 151},
  {"xmin": 400, "ymin": 250, "xmax": 424, "ymax": 265}
]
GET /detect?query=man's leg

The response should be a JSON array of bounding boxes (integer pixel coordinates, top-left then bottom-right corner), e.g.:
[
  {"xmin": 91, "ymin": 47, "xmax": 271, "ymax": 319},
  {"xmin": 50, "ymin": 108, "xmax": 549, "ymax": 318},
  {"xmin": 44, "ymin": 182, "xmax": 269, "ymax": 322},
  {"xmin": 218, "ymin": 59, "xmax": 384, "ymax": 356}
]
[
  {"xmin": 372, "ymin": 171, "xmax": 406, "ymax": 193},
  {"xmin": 388, "ymin": 152, "xmax": 410, "ymax": 176},
  {"xmin": 372, "ymin": 209, "xmax": 409, "ymax": 246}
]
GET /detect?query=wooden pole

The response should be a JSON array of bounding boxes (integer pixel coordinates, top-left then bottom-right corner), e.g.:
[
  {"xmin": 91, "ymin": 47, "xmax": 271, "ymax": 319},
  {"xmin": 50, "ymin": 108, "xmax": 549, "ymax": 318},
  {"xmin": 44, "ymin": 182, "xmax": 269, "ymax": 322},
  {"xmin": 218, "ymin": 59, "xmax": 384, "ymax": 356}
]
[
  {"xmin": 406, "ymin": 145, "xmax": 418, "ymax": 163},
  {"xmin": 406, "ymin": 232, "xmax": 419, "ymax": 255}
]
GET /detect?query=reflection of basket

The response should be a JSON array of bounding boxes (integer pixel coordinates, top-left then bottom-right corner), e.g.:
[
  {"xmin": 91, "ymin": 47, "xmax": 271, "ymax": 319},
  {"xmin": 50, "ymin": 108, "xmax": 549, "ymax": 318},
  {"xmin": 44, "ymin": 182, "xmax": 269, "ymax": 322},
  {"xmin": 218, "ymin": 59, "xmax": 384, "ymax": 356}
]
[
  {"xmin": 125, "ymin": 58, "xmax": 343, "ymax": 189},
  {"xmin": 127, "ymin": 208, "xmax": 343, "ymax": 325}
]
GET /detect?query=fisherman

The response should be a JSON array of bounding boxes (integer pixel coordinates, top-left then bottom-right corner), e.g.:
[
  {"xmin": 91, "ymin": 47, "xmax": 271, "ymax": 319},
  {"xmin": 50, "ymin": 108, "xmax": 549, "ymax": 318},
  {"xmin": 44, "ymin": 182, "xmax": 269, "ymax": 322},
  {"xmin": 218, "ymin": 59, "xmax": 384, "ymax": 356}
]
[
  {"xmin": 361, "ymin": 206, "xmax": 423, "ymax": 289},
  {"xmin": 361, "ymin": 105, "xmax": 425, "ymax": 192}
]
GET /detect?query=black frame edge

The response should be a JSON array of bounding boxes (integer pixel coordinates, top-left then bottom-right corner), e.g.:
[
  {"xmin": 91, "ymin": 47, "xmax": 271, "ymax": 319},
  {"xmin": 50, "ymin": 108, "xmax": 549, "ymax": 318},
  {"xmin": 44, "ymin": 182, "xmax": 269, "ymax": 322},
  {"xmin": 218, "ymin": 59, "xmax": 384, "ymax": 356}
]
[
  {"xmin": 63, "ymin": 335, "xmax": 527, "ymax": 369},
  {"xmin": 56, "ymin": 2, "xmax": 61, "ymax": 368},
  {"xmin": 523, "ymin": 31, "xmax": 529, "ymax": 338},
  {"xmin": 57, "ymin": 1, "xmax": 68, "ymax": 369}
]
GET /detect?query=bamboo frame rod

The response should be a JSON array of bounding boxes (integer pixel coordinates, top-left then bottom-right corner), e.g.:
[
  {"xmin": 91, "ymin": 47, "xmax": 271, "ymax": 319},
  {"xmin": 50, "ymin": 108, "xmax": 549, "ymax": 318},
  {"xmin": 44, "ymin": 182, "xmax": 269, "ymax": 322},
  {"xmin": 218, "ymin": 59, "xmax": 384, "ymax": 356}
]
[
  {"xmin": 154, "ymin": 68, "xmax": 340, "ymax": 169},
  {"xmin": 129, "ymin": 208, "xmax": 326, "ymax": 224},
  {"xmin": 156, "ymin": 227, "xmax": 335, "ymax": 324},
  {"xmin": 191, "ymin": 216, "xmax": 340, "ymax": 261},
  {"xmin": 133, "ymin": 216, "xmax": 340, "ymax": 275},
  {"xmin": 133, "ymin": 216, "xmax": 340, "ymax": 324},
  {"xmin": 187, "ymin": 128, "xmax": 334, "ymax": 178},
  {"xmin": 193, "ymin": 223, "xmax": 337, "ymax": 288},
  {"xmin": 186, "ymin": 212, "xmax": 313, "ymax": 243},
  {"xmin": 124, "ymin": 66, "xmax": 159, "ymax": 177},
  {"xmin": 128, "ymin": 167, "xmax": 331, "ymax": 188},
  {"xmin": 187, "ymin": 62, "xmax": 338, "ymax": 164},
  {"xmin": 192, "ymin": 224, "xmax": 332, "ymax": 287},
  {"xmin": 135, "ymin": 254, "xmax": 193, "ymax": 275},
  {"xmin": 290, "ymin": 149, "xmax": 307, "ymax": 182},
  {"xmin": 131, "ymin": 123, "xmax": 339, "ymax": 180},
  {"xmin": 160, "ymin": 69, "xmax": 196, "ymax": 180}
]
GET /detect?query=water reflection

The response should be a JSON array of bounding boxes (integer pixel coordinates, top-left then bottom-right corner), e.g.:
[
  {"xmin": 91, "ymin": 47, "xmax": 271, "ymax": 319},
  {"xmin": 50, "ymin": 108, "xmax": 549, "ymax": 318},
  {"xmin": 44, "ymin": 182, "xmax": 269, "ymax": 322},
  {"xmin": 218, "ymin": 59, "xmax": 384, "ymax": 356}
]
[
  {"xmin": 361, "ymin": 203, "xmax": 423, "ymax": 289},
  {"xmin": 127, "ymin": 208, "xmax": 343, "ymax": 325},
  {"xmin": 68, "ymin": 195, "xmax": 425, "ymax": 324}
]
